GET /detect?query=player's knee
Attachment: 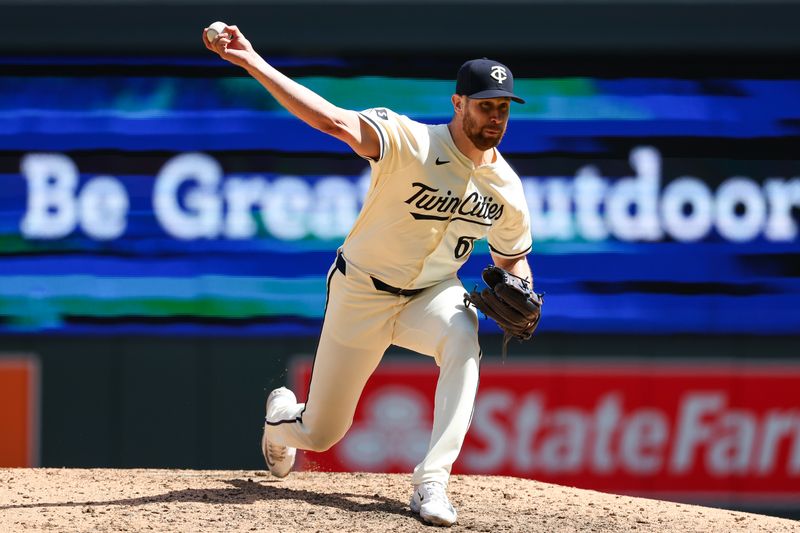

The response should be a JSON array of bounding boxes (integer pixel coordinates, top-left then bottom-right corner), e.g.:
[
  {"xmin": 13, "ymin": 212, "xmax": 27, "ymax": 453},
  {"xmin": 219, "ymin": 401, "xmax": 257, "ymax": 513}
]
[
  {"xmin": 454, "ymin": 308, "xmax": 479, "ymax": 336},
  {"xmin": 439, "ymin": 335, "xmax": 480, "ymax": 367},
  {"xmin": 443, "ymin": 317, "xmax": 479, "ymax": 350},
  {"xmin": 306, "ymin": 427, "xmax": 347, "ymax": 452}
]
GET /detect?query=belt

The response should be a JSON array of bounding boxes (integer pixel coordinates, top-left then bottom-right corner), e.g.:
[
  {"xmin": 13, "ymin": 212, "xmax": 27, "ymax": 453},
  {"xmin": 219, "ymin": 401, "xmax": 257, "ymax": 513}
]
[{"xmin": 335, "ymin": 253, "xmax": 424, "ymax": 297}]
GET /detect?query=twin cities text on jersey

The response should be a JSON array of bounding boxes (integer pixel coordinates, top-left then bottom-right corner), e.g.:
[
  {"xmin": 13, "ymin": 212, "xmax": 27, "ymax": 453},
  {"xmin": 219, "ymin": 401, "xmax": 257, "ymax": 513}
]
[
  {"xmin": 14, "ymin": 148, "xmax": 800, "ymax": 244},
  {"xmin": 404, "ymin": 182, "xmax": 504, "ymax": 225}
]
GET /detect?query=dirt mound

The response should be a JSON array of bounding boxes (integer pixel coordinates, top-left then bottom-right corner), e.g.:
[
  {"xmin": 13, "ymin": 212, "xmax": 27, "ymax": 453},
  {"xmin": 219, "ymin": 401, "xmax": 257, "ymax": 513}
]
[{"xmin": 1, "ymin": 469, "xmax": 797, "ymax": 532}]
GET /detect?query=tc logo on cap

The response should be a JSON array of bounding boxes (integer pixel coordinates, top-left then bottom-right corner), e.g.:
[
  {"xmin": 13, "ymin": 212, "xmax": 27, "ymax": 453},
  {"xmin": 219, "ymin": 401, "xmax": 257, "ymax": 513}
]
[{"xmin": 490, "ymin": 66, "xmax": 508, "ymax": 84}]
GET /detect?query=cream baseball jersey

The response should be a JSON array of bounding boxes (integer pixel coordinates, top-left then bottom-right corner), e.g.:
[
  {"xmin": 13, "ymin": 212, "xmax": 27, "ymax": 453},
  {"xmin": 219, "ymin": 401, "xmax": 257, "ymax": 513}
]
[{"xmin": 341, "ymin": 107, "xmax": 532, "ymax": 289}]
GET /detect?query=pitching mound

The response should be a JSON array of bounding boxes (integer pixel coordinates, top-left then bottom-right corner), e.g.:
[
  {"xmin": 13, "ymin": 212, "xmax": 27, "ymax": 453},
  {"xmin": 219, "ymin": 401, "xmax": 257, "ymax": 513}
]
[{"xmin": 1, "ymin": 469, "xmax": 797, "ymax": 532}]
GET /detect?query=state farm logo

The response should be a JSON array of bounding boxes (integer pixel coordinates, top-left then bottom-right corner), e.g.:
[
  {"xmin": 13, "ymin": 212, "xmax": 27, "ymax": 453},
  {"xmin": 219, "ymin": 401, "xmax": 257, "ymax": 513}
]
[
  {"xmin": 293, "ymin": 359, "xmax": 800, "ymax": 499},
  {"xmin": 337, "ymin": 387, "xmax": 432, "ymax": 470},
  {"xmin": 463, "ymin": 390, "xmax": 800, "ymax": 479}
]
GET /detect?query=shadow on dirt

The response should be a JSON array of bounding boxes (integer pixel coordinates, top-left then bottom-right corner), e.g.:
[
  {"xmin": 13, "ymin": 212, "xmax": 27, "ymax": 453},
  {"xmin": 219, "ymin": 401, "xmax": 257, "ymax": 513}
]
[{"xmin": 1, "ymin": 478, "xmax": 412, "ymax": 518}]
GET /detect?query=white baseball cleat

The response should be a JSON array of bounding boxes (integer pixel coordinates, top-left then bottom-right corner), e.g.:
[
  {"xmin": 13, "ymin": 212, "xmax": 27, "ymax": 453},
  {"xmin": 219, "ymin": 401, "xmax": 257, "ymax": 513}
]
[
  {"xmin": 261, "ymin": 387, "xmax": 297, "ymax": 478},
  {"xmin": 410, "ymin": 481, "xmax": 457, "ymax": 527}
]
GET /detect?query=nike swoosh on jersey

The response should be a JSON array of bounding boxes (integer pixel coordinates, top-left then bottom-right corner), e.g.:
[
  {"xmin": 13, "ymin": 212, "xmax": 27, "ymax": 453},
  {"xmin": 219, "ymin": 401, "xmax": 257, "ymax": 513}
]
[{"xmin": 435, "ymin": 157, "xmax": 450, "ymax": 165}]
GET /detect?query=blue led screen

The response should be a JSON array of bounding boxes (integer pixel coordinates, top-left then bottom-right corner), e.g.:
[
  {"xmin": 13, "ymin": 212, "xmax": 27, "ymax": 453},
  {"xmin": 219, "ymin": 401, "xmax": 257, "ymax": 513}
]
[{"xmin": 1, "ymin": 58, "xmax": 799, "ymax": 336}]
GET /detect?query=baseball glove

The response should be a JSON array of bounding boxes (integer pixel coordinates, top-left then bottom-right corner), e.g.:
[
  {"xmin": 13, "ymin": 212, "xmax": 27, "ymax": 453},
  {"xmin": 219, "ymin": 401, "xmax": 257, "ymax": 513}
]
[{"xmin": 464, "ymin": 265, "xmax": 543, "ymax": 356}]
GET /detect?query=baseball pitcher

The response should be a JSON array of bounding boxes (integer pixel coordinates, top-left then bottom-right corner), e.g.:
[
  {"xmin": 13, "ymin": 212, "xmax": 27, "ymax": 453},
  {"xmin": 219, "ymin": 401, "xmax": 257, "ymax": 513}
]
[{"xmin": 204, "ymin": 24, "xmax": 542, "ymax": 527}]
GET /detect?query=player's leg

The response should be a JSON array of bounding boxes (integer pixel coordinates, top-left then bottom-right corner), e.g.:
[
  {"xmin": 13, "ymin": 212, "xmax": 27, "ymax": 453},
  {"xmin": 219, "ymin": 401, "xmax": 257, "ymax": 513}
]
[
  {"xmin": 265, "ymin": 258, "xmax": 400, "ymax": 455},
  {"xmin": 393, "ymin": 277, "xmax": 479, "ymax": 525}
]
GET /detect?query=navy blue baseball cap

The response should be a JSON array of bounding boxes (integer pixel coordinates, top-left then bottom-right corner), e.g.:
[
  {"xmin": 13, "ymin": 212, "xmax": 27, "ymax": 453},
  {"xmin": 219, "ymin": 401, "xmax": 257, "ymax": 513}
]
[{"xmin": 456, "ymin": 58, "xmax": 525, "ymax": 104}]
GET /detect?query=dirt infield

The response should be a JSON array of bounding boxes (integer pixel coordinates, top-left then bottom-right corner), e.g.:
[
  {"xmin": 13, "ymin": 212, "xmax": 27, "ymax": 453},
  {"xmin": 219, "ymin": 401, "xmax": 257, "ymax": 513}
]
[{"xmin": 1, "ymin": 469, "xmax": 798, "ymax": 532}]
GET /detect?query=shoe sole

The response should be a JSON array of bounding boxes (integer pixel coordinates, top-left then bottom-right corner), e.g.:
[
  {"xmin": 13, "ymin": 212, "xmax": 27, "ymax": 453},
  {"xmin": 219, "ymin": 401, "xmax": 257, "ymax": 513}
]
[
  {"xmin": 261, "ymin": 428, "xmax": 295, "ymax": 478},
  {"xmin": 411, "ymin": 497, "xmax": 455, "ymax": 527},
  {"xmin": 262, "ymin": 390, "xmax": 297, "ymax": 478},
  {"xmin": 420, "ymin": 511, "xmax": 456, "ymax": 527},
  {"xmin": 260, "ymin": 431, "xmax": 282, "ymax": 475}
]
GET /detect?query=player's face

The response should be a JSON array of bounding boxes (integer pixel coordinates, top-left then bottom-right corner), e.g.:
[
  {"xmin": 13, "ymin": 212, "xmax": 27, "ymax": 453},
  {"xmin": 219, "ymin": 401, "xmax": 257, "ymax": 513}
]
[{"xmin": 462, "ymin": 97, "xmax": 511, "ymax": 151}]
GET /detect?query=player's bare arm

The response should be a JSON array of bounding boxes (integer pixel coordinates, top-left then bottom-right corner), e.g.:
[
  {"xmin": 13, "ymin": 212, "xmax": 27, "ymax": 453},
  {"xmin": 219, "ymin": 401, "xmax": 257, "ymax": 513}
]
[
  {"xmin": 203, "ymin": 24, "xmax": 380, "ymax": 160},
  {"xmin": 491, "ymin": 253, "xmax": 533, "ymax": 283}
]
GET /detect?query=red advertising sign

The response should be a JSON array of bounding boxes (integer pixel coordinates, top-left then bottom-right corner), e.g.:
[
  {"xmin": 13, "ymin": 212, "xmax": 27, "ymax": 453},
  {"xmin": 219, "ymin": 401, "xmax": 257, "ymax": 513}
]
[
  {"xmin": 0, "ymin": 356, "xmax": 40, "ymax": 467},
  {"xmin": 291, "ymin": 359, "xmax": 800, "ymax": 502}
]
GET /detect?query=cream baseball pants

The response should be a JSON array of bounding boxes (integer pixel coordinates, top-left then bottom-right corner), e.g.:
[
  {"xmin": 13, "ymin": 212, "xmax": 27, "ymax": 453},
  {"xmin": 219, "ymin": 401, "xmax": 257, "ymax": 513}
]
[{"xmin": 265, "ymin": 251, "xmax": 481, "ymax": 486}]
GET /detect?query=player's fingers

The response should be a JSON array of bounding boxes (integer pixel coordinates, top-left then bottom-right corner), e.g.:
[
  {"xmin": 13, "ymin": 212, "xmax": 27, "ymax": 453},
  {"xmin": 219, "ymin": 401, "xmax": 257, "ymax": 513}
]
[
  {"xmin": 216, "ymin": 36, "xmax": 232, "ymax": 48},
  {"xmin": 210, "ymin": 32, "xmax": 228, "ymax": 44},
  {"xmin": 226, "ymin": 25, "xmax": 241, "ymax": 39},
  {"xmin": 214, "ymin": 36, "xmax": 232, "ymax": 54},
  {"xmin": 225, "ymin": 25, "xmax": 250, "ymax": 49}
]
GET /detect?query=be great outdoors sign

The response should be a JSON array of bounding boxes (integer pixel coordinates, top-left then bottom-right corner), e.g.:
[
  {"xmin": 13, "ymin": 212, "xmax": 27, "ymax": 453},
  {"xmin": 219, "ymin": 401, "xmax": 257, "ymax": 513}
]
[{"xmin": 15, "ymin": 148, "xmax": 800, "ymax": 244}]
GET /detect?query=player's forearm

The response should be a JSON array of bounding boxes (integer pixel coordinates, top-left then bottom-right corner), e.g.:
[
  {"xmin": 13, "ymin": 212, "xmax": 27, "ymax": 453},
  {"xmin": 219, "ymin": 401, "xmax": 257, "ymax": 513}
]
[
  {"xmin": 243, "ymin": 54, "xmax": 347, "ymax": 135},
  {"xmin": 508, "ymin": 258, "xmax": 533, "ymax": 284}
]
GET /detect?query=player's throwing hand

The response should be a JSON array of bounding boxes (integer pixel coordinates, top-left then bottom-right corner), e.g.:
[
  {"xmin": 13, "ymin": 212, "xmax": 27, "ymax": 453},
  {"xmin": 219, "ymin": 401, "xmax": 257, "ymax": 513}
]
[{"xmin": 202, "ymin": 24, "xmax": 255, "ymax": 69}]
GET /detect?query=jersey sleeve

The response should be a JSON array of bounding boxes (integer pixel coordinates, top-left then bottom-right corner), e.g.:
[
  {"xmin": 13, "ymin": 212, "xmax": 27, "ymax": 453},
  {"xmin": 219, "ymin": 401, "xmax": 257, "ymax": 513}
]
[
  {"xmin": 358, "ymin": 107, "xmax": 422, "ymax": 173},
  {"xmin": 487, "ymin": 179, "xmax": 533, "ymax": 259}
]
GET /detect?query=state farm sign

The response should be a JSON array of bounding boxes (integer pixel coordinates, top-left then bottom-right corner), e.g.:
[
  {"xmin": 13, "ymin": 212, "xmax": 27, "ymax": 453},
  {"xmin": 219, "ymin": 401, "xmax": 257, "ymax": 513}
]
[{"xmin": 291, "ymin": 360, "xmax": 800, "ymax": 501}]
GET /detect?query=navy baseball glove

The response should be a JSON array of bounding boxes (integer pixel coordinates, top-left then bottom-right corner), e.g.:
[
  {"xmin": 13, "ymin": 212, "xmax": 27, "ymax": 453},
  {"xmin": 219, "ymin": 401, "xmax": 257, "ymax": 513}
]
[{"xmin": 464, "ymin": 265, "xmax": 543, "ymax": 355}]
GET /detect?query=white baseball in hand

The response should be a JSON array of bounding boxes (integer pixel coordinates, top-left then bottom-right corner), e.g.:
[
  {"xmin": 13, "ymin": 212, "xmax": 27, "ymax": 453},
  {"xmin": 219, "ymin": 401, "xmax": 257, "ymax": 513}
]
[{"xmin": 206, "ymin": 21, "xmax": 228, "ymax": 42}]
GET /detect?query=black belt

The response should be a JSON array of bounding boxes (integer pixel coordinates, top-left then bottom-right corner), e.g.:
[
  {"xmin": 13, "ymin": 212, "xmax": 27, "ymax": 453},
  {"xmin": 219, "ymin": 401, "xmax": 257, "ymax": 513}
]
[{"xmin": 335, "ymin": 253, "xmax": 424, "ymax": 297}]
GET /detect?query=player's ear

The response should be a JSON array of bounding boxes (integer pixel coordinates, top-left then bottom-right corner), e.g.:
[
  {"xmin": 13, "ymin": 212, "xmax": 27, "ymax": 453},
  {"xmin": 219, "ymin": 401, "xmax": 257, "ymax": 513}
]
[{"xmin": 452, "ymin": 95, "xmax": 464, "ymax": 113}]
